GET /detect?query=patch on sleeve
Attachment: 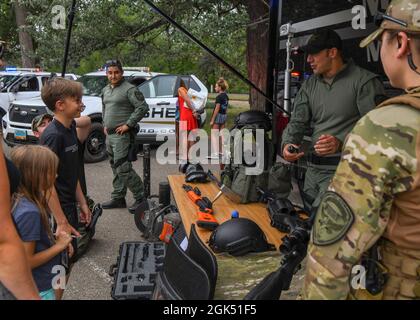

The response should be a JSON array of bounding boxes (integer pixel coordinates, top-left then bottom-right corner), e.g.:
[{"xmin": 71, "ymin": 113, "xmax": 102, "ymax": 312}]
[
  {"xmin": 134, "ymin": 90, "xmax": 145, "ymax": 102},
  {"xmin": 312, "ymin": 191, "xmax": 355, "ymax": 246}
]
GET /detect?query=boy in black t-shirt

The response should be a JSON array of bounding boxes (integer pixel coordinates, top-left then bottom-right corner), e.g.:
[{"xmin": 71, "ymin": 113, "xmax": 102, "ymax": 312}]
[{"xmin": 39, "ymin": 78, "xmax": 92, "ymax": 261}]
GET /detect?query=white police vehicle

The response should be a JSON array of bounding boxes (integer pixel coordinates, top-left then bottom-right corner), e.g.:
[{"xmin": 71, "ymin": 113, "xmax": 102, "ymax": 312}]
[
  {"xmin": 2, "ymin": 68, "xmax": 208, "ymax": 163},
  {"xmin": 0, "ymin": 67, "xmax": 78, "ymax": 119}
]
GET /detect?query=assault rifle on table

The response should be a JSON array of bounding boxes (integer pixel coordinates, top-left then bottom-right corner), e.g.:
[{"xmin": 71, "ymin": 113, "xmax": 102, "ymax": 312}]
[{"xmin": 244, "ymin": 188, "xmax": 313, "ymax": 300}]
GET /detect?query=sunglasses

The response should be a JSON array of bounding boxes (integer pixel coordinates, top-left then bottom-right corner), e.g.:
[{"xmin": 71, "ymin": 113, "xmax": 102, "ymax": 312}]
[
  {"xmin": 105, "ymin": 59, "xmax": 122, "ymax": 67},
  {"xmin": 374, "ymin": 12, "xmax": 408, "ymax": 28}
]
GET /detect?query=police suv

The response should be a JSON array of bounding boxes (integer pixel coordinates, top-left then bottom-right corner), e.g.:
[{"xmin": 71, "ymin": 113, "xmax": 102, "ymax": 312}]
[
  {"xmin": 2, "ymin": 68, "xmax": 208, "ymax": 163},
  {"xmin": 0, "ymin": 67, "xmax": 78, "ymax": 119}
]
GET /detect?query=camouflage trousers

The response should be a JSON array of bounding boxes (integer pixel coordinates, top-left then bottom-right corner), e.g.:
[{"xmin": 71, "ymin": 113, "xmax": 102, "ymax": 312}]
[
  {"xmin": 380, "ymin": 240, "xmax": 420, "ymax": 300},
  {"xmin": 303, "ymin": 167, "xmax": 336, "ymax": 212},
  {"xmin": 106, "ymin": 133, "xmax": 144, "ymax": 201}
]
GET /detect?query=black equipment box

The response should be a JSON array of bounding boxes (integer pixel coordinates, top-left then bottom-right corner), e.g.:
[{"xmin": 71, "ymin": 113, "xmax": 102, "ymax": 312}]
[{"xmin": 111, "ymin": 241, "xmax": 166, "ymax": 300}]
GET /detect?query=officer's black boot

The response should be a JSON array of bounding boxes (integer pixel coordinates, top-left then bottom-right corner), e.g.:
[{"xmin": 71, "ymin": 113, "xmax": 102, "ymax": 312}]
[
  {"xmin": 128, "ymin": 199, "xmax": 146, "ymax": 214},
  {"xmin": 102, "ymin": 198, "xmax": 127, "ymax": 209}
]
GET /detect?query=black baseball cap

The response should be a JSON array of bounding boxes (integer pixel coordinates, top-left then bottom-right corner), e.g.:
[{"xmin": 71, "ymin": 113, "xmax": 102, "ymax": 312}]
[{"xmin": 301, "ymin": 29, "xmax": 343, "ymax": 54}]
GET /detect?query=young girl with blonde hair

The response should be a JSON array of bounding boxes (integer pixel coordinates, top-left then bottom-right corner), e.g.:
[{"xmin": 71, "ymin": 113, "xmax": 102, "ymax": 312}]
[{"xmin": 11, "ymin": 145, "xmax": 72, "ymax": 300}]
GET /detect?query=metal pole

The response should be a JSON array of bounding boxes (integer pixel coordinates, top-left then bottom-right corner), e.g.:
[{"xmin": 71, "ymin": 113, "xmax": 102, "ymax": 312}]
[
  {"xmin": 266, "ymin": 0, "xmax": 282, "ymax": 166},
  {"xmin": 143, "ymin": 144, "xmax": 151, "ymax": 199},
  {"xmin": 279, "ymin": 22, "xmax": 295, "ymax": 116},
  {"xmin": 266, "ymin": 0, "xmax": 280, "ymax": 115},
  {"xmin": 61, "ymin": 0, "xmax": 77, "ymax": 77},
  {"xmin": 142, "ymin": 0, "xmax": 290, "ymax": 116}
]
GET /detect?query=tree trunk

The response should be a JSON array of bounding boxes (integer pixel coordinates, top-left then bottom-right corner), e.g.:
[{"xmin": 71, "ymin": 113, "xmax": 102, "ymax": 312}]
[
  {"xmin": 245, "ymin": 0, "xmax": 269, "ymax": 111},
  {"xmin": 14, "ymin": 1, "xmax": 35, "ymax": 68}
]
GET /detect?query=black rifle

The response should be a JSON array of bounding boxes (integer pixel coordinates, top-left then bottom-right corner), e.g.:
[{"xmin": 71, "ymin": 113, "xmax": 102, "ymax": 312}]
[
  {"xmin": 245, "ymin": 191, "xmax": 313, "ymax": 300},
  {"xmin": 244, "ymin": 224, "xmax": 311, "ymax": 300}
]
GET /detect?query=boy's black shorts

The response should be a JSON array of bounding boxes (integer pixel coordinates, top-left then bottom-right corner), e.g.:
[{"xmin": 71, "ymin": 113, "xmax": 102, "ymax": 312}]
[{"xmin": 61, "ymin": 204, "xmax": 79, "ymax": 266}]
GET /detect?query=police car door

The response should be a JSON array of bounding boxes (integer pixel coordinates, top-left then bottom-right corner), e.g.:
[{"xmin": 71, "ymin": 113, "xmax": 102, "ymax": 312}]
[
  {"xmin": 138, "ymin": 74, "xmax": 178, "ymax": 141},
  {"xmin": 9, "ymin": 75, "xmax": 41, "ymax": 102}
]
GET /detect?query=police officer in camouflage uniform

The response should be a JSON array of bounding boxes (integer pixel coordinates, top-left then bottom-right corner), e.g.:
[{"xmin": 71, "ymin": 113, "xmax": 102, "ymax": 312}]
[
  {"xmin": 101, "ymin": 60, "xmax": 149, "ymax": 212},
  {"xmin": 303, "ymin": 0, "xmax": 420, "ymax": 300},
  {"xmin": 281, "ymin": 29, "xmax": 385, "ymax": 212}
]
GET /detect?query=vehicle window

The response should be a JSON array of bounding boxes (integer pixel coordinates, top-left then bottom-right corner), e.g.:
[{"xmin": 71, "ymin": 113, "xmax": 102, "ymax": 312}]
[
  {"xmin": 138, "ymin": 75, "xmax": 178, "ymax": 98},
  {"xmin": 41, "ymin": 77, "xmax": 50, "ymax": 86},
  {"xmin": 181, "ymin": 76, "xmax": 200, "ymax": 92},
  {"xmin": 78, "ymin": 75, "xmax": 108, "ymax": 96},
  {"xmin": 18, "ymin": 77, "xmax": 39, "ymax": 92},
  {"xmin": 0, "ymin": 75, "xmax": 18, "ymax": 91},
  {"xmin": 127, "ymin": 76, "xmax": 149, "ymax": 87}
]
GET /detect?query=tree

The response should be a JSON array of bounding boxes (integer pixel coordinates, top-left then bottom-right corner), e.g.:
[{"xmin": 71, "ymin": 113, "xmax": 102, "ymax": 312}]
[
  {"xmin": 13, "ymin": 0, "xmax": 35, "ymax": 67},
  {"xmin": 7, "ymin": 0, "xmax": 269, "ymax": 103},
  {"xmin": 243, "ymin": 0, "xmax": 269, "ymax": 111}
]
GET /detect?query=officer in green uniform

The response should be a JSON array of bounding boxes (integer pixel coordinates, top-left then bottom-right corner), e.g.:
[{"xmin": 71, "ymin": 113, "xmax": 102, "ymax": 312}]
[
  {"xmin": 303, "ymin": 0, "xmax": 420, "ymax": 300},
  {"xmin": 281, "ymin": 29, "xmax": 385, "ymax": 212},
  {"xmin": 101, "ymin": 60, "xmax": 149, "ymax": 212}
]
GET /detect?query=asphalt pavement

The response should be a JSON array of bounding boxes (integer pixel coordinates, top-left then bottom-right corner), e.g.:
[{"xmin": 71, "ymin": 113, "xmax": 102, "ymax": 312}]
[{"xmin": 62, "ymin": 146, "xmax": 221, "ymax": 300}]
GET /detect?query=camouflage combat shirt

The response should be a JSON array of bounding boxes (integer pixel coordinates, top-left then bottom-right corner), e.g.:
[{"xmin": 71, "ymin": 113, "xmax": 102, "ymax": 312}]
[{"xmin": 303, "ymin": 87, "xmax": 420, "ymax": 299}]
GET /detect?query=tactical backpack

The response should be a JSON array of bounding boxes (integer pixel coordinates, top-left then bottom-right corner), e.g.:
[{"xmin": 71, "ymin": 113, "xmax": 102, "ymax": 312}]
[{"xmin": 221, "ymin": 110, "xmax": 292, "ymax": 203}]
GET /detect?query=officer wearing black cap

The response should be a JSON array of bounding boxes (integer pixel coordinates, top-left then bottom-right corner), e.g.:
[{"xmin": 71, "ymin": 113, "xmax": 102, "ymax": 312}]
[{"xmin": 281, "ymin": 29, "xmax": 386, "ymax": 212}]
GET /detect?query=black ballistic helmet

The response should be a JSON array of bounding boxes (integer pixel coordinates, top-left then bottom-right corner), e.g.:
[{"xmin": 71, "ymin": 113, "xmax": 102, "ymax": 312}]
[
  {"xmin": 233, "ymin": 110, "xmax": 272, "ymax": 131},
  {"xmin": 209, "ymin": 218, "xmax": 276, "ymax": 256}
]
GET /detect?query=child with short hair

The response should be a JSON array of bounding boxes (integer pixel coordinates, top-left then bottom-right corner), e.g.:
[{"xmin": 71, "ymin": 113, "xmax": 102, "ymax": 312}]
[
  {"xmin": 11, "ymin": 145, "xmax": 73, "ymax": 300},
  {"xmin": 39, "ymin": 77, "xmax": 92, "ymax": 299},
  {"xmin": 39, "ymin": 77, "xmax": 91, "ymax": 251}
]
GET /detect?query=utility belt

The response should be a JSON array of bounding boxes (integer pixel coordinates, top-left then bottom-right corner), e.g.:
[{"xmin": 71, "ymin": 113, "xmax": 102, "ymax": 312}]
[
  {"xmin": 308, "ymin": 153, "xmax": 341, "ymax": 166},
  {"xmin": 106, "ymin": 127, "xmax": 119, "ymax": 135},
  {"xmin": 351, "ymin": 239, "xmax": 420, "ymax": 300}
]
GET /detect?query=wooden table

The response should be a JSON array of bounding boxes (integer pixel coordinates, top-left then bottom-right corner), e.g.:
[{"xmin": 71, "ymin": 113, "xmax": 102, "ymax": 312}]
[{"xmin": 168, "ymin": 175, "xmax": 286, "ymax": 250}]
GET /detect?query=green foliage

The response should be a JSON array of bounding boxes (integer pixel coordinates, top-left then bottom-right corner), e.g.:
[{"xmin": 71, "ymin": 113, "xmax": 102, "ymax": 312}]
[{"xmin": 7, "ymin": 0, "xmax": 250, "ymax": 92}]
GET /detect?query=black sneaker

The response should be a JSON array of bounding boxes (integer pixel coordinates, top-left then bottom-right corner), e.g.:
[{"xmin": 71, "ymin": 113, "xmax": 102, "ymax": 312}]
[
  {"xmin": 128, "ymin": 199, "xmax": 147, "ymax": 214},
  {"xmin": 102, "ymin": 198, "xmax": 126, "ymax": 209}
]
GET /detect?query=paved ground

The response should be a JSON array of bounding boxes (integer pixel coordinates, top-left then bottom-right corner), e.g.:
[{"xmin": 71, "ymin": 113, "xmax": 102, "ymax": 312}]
[{"xmin": 2, "ymin": 141, "xmax": 304, "ymax": 300}]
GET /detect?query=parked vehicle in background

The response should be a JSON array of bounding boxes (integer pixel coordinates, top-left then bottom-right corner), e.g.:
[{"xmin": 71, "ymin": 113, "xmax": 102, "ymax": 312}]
[
  {"xmin": 2, "ymin": 68, "xmax": 208, "ymax": 163},
  {"xmin": 0, "ymin": 67, "xmax": 78, "ymax": 119}
]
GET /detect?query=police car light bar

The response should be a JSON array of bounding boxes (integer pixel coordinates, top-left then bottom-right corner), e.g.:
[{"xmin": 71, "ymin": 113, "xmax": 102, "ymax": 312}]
[{"xmin": 124, "ymin": 67, "xmax": 151, "ymax": 72}]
